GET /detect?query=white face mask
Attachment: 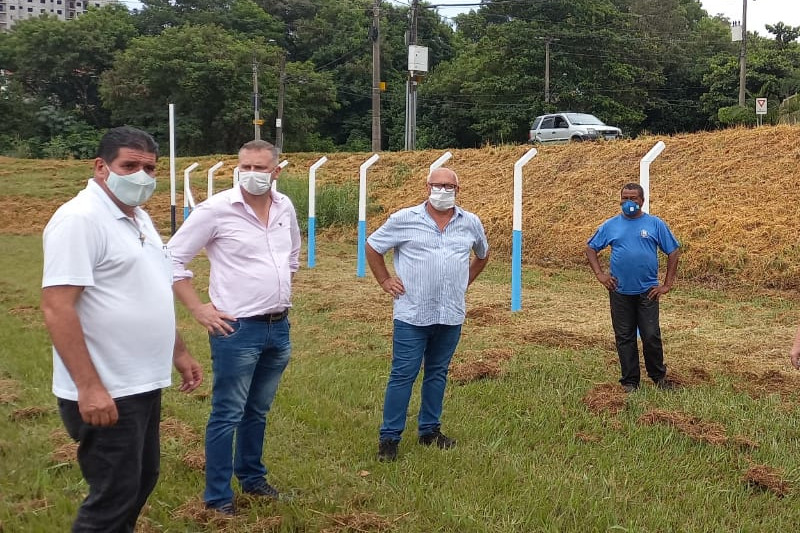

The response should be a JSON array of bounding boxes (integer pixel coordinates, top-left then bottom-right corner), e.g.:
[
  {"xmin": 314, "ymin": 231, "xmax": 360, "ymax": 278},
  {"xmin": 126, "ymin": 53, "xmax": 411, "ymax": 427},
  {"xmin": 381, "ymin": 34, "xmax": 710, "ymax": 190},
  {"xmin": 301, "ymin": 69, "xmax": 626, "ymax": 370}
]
[
  {"xmin": 239, "ymin": 171, "xmax": 273, "ymax": 195},
  {"xmin": 428, "ymin": 188, "xmax": 456, "ymax": 211},
  {"xmin": 105, "ymin": 167, "xmax": 156, "ymax": 206}
]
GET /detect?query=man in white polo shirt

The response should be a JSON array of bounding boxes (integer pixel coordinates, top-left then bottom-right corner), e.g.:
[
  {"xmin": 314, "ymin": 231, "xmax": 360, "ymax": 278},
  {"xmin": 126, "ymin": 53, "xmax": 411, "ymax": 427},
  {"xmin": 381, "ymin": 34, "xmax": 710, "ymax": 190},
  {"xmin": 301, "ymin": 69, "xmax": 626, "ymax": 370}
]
[{"xmin": 41, "ymin": 126, "xmax": 203, "ymax": 532}]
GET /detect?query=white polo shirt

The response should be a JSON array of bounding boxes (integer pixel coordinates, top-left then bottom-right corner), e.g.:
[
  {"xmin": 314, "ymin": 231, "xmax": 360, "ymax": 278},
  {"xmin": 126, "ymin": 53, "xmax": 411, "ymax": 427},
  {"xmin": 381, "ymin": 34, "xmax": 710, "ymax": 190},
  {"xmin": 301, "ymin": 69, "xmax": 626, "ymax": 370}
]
[{"xmin": 43, "ymin": 179, "xmax": 175, "ymax": 400}]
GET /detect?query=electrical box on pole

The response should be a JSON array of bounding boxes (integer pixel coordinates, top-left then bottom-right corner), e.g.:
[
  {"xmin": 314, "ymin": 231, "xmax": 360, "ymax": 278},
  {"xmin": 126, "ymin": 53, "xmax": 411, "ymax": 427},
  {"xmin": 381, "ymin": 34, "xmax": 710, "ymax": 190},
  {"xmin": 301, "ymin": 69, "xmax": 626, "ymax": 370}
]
[
  {"xmin": 408, "ymin": 45, "xmax": 429, "ymax": 73},
  {"xmin": 731, "ymin": 21, "xmax": 743, "ymax": 42}
]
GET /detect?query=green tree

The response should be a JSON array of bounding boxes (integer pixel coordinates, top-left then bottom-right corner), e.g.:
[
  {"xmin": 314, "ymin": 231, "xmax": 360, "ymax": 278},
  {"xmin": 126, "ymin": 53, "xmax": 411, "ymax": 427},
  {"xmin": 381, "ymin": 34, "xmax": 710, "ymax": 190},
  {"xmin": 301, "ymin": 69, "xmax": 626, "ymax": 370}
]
[
  {"xmin": 1, "ymin": 5, "xmax": 137, "ymax": 128},
  {"xmin": 766, "ymin": 22, "xmax": 800, "ymax": 47},
  {"xmin": 100, "ymin": 24, "xmax": 336, "ymax": 154}
]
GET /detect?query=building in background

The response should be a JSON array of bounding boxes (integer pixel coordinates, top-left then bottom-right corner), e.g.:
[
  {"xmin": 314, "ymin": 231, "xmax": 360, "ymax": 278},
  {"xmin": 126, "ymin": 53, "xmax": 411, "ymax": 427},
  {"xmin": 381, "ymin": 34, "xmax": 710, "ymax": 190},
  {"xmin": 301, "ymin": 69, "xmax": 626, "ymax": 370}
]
[{"xmin": 0, "ymin": 0, "xmax": 119, "ymax": 31}]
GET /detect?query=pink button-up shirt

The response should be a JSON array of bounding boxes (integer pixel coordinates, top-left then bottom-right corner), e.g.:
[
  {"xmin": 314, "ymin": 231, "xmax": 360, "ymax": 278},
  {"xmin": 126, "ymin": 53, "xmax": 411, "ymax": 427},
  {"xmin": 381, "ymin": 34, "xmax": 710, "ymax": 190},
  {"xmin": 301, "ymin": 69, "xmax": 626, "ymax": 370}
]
[{"xmin": 168, "ymin": 186, "xmax": 301, "ymax": 318}]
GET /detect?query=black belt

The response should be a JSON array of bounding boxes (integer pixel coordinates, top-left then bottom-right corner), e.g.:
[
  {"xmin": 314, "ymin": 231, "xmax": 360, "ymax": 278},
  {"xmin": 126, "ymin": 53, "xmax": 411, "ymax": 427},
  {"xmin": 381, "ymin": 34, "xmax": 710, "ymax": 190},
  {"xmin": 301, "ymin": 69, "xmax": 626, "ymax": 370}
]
[{"xmin": 241, "ymin": 309, "xmax": 288, "ymax": 322}]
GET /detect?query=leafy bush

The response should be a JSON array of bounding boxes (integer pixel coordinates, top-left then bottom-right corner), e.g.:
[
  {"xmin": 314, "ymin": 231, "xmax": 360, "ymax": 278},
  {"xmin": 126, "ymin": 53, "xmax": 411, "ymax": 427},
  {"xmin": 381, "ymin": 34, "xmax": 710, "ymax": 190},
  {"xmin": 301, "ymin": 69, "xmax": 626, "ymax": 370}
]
[{"xmin": 717, "ymin": 105, "xmax": 756, "ymax": 126}]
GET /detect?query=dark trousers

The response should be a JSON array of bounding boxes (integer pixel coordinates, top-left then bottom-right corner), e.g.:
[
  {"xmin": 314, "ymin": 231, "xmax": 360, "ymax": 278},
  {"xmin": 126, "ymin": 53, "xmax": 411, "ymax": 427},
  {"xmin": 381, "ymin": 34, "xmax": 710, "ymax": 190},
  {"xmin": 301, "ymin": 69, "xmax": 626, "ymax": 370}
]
[
  {"xmin": 58, "ymin": 389, "xmax": 162, "ymax": 533},
  {"xmin": 609, "ymin": 291, "xmax": 667, "ymax": 386}
]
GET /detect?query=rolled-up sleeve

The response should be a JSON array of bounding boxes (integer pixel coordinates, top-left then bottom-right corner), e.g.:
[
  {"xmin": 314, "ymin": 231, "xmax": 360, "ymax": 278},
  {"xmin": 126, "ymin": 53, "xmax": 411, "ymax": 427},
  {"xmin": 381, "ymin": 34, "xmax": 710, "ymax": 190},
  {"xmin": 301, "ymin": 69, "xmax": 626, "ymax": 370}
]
[
  {"xmin": 167, "ymin": 202, "xmax": 218, "ymax": 282},
  {"xmin": 289, "ymin": 207, "xmax": 301, "ymax": 273}
]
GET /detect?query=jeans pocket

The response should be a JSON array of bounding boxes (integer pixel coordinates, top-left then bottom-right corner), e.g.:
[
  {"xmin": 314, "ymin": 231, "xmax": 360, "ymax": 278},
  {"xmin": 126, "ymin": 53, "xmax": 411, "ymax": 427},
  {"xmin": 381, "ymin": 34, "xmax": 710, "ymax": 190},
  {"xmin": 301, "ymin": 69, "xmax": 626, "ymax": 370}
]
[
  {"xmin": 57, "ymin": 398, "xmax": 82, "ymax": 442},
  {"xmin": 209, "ymin": 319, "xmax": 242, "ymax": 339}
]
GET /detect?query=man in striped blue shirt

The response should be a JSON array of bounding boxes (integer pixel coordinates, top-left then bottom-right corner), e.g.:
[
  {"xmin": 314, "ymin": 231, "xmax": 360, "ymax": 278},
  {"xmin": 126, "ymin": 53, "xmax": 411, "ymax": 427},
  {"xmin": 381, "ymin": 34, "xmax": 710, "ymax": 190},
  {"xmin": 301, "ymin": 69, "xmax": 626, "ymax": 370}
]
[{"xmin": 366, "ymin": 167, "xmax": 489, "ymax": 462}]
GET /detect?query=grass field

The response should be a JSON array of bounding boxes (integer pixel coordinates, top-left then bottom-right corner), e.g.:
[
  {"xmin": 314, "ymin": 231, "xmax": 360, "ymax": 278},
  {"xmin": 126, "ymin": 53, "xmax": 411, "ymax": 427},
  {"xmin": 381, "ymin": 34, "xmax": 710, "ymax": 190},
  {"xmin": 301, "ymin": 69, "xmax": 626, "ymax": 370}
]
[
  {"xmin": 3, "ymin": 142, "xmax": 800, "ymax": 532},
  {"xmin": 2, "ymin": 230, "xmax": 800, "ymax": 531}
]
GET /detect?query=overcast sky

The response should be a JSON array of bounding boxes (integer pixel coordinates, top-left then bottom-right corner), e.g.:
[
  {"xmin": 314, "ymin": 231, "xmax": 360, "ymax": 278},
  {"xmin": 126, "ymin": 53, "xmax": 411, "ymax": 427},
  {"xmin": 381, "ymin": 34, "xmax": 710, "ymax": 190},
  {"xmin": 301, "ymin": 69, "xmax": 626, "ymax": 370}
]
[
  {"xmin": 121, "ymin": 1, "xmax": 800, "ymax": 37},
  {"xmin": 395, "ymin": 1, "xmax": 800, "ymax": 36},
  {"xmin": 701, "ymin": 0, "xmax": 800, "ymax": 35}
]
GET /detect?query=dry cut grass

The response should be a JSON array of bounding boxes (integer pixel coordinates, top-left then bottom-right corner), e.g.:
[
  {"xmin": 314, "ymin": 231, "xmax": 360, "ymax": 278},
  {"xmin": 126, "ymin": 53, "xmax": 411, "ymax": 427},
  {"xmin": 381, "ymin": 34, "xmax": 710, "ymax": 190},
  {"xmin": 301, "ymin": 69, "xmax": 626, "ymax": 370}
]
[{"xmin": 6, "ymin": 125, "xmax": 800, "ymax": 290}]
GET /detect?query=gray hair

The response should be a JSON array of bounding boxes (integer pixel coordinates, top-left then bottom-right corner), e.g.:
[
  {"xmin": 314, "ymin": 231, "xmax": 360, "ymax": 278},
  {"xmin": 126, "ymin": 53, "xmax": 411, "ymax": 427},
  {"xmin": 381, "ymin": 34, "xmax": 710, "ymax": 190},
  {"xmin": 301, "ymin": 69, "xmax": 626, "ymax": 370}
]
[{"xmin": 239, "ymin": 139, "xmax": 279, "ymax": 161}]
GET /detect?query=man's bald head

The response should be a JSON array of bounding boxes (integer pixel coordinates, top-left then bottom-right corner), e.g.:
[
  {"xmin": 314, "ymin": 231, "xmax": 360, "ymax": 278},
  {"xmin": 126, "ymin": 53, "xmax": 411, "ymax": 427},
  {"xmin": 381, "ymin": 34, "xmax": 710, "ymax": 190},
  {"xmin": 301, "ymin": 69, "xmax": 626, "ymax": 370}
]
[{"xmin": 427, "ymin": 167, "xmax": 459, "ymax": 186}]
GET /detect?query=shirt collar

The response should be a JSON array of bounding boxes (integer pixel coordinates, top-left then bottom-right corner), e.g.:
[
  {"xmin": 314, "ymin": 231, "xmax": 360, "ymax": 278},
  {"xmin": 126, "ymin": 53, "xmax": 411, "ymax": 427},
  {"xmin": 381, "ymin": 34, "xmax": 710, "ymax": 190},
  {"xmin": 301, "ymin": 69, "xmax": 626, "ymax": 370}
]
[
  {"xmin": 414, "ymin": 200, "xmax": 464, "ymax": 220},
  {"xmin": 229, "ymin": 185, "xmax": 285, "ymax": 206}
]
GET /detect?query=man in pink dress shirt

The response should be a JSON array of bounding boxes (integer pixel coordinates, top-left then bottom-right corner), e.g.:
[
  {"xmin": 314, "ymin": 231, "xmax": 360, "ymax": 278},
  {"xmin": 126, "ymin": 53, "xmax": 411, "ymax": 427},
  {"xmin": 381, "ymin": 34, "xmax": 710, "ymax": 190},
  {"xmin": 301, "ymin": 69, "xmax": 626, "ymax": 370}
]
[{"xmin": 168, "ymin": 139, "xmax": 301, "ymax": 515}]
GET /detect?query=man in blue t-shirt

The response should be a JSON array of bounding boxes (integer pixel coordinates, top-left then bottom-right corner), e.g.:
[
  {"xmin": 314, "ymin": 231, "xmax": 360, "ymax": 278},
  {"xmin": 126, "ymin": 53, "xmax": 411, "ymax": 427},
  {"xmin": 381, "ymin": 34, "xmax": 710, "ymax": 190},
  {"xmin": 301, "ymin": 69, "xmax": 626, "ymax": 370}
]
[{"xmin": 586, "ymin": 183, "xmax": 681, "ymax": 393}]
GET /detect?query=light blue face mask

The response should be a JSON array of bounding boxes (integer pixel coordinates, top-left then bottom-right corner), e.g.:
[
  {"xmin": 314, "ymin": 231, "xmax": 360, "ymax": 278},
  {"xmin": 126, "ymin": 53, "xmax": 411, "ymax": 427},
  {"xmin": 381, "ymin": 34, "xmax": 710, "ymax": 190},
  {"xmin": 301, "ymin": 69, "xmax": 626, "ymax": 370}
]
[
  {"xmin": 621, "ymin": 199, "xmax": 640, "ymax": 217},
  {"xmin": 106, "ymin": 167, "xmax": 156, "ymax": 206}
]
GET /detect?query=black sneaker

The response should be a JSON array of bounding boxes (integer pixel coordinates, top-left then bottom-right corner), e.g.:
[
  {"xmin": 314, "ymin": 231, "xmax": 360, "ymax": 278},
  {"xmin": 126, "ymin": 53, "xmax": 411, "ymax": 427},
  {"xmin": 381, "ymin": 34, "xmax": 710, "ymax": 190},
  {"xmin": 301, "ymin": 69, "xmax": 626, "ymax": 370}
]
[
  {"xmin": 418, "ymin": 429, "xmax": 456, "ymax": 449},
  {"xmin": 622, "ymin": 383, "xmax": 639, "ymax": 393},
  {"xmin": 377, "ymin": 439, "xmax": 399, "ymax": 462},
  {"xmin": 244, "ymin": 480, "xmax": 280, "ymax": 500},
  {"xmin": 655, "ymin": 378, "xmax": 676, "ymax": 391},
  {"xmin": 206, "ymin": 501, "xmax": 235, "ymax": 516}
]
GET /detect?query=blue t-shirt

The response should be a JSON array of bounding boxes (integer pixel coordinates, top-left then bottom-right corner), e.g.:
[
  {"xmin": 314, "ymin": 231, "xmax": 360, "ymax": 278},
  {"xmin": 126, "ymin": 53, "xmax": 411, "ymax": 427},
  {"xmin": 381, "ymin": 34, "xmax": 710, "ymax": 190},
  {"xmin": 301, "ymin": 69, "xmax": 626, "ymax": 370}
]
[{"xmin": 587, "ymin": 213, "xmax": 679, "ymax": 295}]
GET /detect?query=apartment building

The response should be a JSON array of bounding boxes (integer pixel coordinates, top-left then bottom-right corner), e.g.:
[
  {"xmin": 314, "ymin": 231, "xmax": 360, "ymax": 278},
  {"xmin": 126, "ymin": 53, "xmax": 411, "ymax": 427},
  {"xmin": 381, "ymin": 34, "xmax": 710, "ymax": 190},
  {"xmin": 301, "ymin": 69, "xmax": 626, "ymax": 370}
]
[{"xmin": 0, "ymin": 0, "xmax": 120, "ymax": 31}]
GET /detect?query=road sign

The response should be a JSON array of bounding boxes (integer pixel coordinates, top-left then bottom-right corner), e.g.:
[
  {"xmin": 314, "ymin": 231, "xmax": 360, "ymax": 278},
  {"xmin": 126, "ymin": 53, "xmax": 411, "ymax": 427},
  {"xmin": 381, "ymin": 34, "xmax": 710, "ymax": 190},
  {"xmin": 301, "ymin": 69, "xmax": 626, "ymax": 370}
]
[
  {"xmin": 253, "ymin": 119, "xmax": 265, "ymax": 125},
  {"xmin": 756, "ymin": 98, "xmax": 768, "ymax": 115}
]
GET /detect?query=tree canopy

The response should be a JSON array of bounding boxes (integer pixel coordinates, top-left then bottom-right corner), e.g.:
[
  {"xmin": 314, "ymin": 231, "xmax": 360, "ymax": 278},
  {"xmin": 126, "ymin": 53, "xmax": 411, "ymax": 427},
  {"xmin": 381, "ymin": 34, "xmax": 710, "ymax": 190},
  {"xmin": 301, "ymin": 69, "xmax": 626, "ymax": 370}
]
[{"xmin": 1, "ymin": 0, "xmax": 799, "ymax": 157}]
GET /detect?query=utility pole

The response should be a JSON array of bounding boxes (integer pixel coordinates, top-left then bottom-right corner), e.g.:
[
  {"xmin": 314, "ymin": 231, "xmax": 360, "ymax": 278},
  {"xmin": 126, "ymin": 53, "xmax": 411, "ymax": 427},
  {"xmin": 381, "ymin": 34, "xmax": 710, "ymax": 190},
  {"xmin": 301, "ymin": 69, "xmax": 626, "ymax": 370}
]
[
  {"xmin": 738, "ymin": 0, "xmax": 749, "ymax": 106},
  {"xmin": 539, "ymin": 37, "xmax": 558, "ymax": 105},
  {"xmin": 276, "ymin": 51, "xmax": 286, "ymax": 154},
  {"xmin": 371, "ymin": 0, "xmax": 381, "ymax": 152},
  {"xmin": 252, "ymin": 54, "xmax": 261, "ymax": 140},
  {"xmin": 405, "ymin": 0, "xmax": 419, "ymax": 150}
]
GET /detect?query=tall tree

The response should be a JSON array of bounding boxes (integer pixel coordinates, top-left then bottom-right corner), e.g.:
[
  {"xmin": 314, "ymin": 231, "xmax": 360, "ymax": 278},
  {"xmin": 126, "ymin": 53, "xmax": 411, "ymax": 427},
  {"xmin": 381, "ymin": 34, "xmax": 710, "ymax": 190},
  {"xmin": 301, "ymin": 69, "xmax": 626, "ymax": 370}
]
[
  {"xmin": 1, "ymin": 5, "xmax": 137, "ymax": 128},
  {"xmin": 766, "ymin": 22, "xmax": 800, "ymax": 47},
  {"xmin": 100, "ymin": 24, "xmax": 337, "ymax": 154}
]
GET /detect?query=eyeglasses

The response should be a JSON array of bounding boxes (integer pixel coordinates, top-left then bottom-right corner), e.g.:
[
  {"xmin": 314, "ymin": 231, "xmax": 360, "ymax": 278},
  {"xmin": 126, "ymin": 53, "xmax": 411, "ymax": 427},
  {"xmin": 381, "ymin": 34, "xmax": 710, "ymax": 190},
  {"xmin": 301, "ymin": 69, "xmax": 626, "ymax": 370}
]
[{"xmin": 428, "ymin": 183, "xmax": 457, "ymax": 192}]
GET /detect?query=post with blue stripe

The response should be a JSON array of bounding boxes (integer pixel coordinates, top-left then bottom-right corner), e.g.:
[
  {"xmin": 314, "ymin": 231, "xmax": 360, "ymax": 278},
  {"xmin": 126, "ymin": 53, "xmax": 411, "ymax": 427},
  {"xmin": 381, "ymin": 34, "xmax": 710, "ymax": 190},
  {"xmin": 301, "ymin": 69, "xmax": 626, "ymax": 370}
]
[
  {"xmin": 512, "ymin": 148, "xmax": 537, "ymax": 312},
  {"xmin": 308, "ymin": 156, "xmax": 328, "ymax": 268},
  {"xmin": 357, "ymin": 153, "xmax": 380, "ymax": 277}
]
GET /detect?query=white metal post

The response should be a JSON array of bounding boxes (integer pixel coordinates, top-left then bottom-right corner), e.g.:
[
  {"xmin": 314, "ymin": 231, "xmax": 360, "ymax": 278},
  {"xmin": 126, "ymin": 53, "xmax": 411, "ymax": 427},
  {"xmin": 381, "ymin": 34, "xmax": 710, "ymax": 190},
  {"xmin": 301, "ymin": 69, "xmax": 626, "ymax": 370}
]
[
  {"xmin": 358, "ymin": 154, "xmax": 380, "ymax": 277},
  {"xmin": 272, "ymin": 160, "xmax": 289, "ymax": 191},
  {"xmin": 639, "ymin": 141, "xmax": 666, "ymax": 214},
  {"xmin": 169, "ymin": 103, "xmax": 176, "ymax": 234},
  {"xmin": 429, "ymin": 151, "xmax": 452, "ymax": 175},
  {"xmin": 512, "ymin": 148, "xmax": 537, "ymax": 312},
  {"xmin": 207, "ymin": 161, "xmax": 224, "ymax": 198},
  {"xmin": 183, "ymin": 162, "xmax": 199, "ymax": 220},
  {"xmin": 308, "ymin": 156, "xmax": 328, "ymax": 268}
]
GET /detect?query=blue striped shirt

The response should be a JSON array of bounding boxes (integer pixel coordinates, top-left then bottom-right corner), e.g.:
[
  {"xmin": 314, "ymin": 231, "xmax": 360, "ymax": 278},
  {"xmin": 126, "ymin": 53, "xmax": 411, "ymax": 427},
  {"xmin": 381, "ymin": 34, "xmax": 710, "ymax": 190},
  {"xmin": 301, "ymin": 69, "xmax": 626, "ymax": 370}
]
[{"xmin": 367, "ymin": 202, "xmax": 489, "ymax": 326}]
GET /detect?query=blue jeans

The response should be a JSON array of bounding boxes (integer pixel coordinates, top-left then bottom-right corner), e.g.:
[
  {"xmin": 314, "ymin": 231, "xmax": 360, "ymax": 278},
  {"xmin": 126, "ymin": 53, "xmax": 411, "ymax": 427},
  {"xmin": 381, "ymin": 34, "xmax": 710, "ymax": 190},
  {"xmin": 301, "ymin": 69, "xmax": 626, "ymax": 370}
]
[
  {"xmin": 380, "ymin": 320, "xmax": 462, "ymax": 442},
  {"xmin": 58, "ymin": 389, "xmax": 161, "ymax": 533},
  {"xmin": 609, "ymin": 291, "xmax": 666, "ymax": 386},
  {"xmin": 204, "ymin": 317, "xmax": 291, "ymax": 506}
]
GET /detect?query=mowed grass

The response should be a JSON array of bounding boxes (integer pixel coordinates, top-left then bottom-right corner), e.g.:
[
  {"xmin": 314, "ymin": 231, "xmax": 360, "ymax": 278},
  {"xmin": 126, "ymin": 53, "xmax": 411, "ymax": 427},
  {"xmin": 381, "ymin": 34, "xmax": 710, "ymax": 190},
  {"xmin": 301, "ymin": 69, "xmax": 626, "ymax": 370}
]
[{"xmin": 2, "ymin": 230, "xmax": 800, "ymax": 532}]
